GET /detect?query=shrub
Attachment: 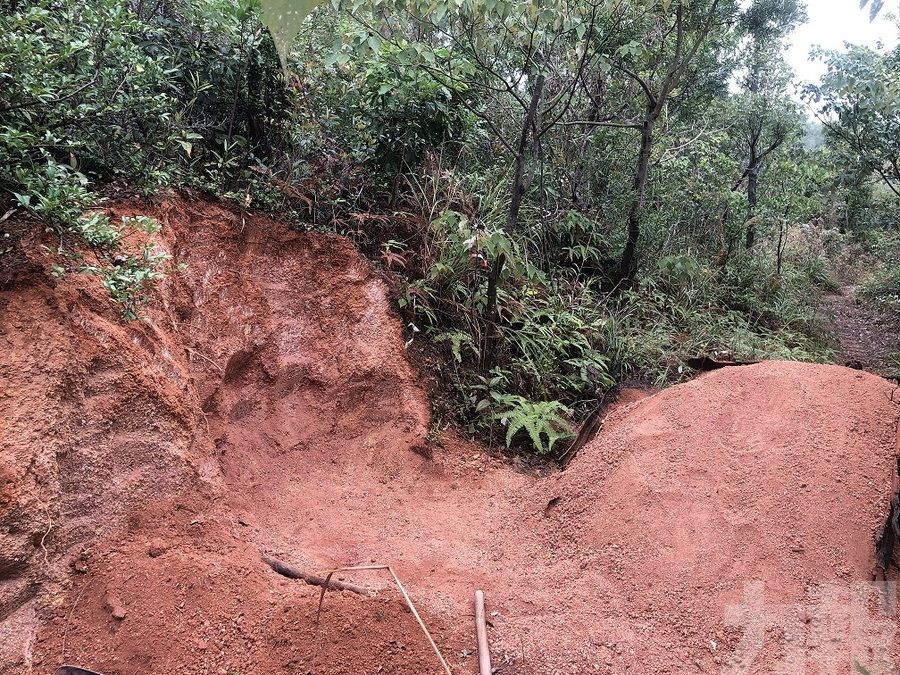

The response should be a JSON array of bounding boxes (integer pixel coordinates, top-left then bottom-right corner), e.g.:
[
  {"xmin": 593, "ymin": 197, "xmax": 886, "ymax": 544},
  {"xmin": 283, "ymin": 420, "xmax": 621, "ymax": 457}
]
[
  {"xmin": 860, "ymin": 267, "xmax": 900, "ymax": 312},
  {"xmin": 0, "ymin": 0, "xmax": 288, "ymax": 316}
]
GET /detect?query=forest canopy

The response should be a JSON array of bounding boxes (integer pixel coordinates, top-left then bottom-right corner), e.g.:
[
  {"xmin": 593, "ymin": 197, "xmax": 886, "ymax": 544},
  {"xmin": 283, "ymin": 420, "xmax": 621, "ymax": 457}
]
[{"xmin": 1, "ymin": 0, "xmax": 899, "ymax": 453}]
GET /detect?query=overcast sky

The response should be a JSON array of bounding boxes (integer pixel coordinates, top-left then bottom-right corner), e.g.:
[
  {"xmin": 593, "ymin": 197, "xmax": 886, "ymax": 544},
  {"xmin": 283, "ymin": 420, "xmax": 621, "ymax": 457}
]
[{"xmin": 785, "ymin": 1, "xmax": 898, "ymax": 88}]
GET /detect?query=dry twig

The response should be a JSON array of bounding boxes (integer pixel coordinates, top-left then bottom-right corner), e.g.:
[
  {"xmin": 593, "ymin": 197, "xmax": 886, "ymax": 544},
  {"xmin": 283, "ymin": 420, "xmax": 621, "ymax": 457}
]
[{"xmin": 261, "ymin": 553, "xmax": 373, "ymax": 595}]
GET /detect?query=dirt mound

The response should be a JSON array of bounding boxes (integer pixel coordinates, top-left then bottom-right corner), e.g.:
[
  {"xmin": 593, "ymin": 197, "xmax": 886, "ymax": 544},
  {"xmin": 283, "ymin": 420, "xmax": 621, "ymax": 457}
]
[
  {"xmin": 3, "ymin": 197, "xmax": 900, "ymax": 674},
  {"xmin": 1, "ymin": 197, "xmax": 447, "ymax": 674},
  {"xmin": 541, "ymin": 362, "xmax": 900, "ymax": 672}
]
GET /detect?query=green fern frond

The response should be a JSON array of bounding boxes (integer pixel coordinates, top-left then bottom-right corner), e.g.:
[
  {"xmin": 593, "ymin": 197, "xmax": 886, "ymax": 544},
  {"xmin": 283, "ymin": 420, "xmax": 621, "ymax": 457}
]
[{"xmin": 493, "ymin": 395, "xmax": 574, "ymax": 455}]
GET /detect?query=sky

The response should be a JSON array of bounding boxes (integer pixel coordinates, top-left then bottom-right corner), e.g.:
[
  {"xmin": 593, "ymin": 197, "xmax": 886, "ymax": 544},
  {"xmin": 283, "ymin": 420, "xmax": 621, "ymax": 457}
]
[{"xmin": 785, "ymin": 1, "xmax": 898, "ymax": 87}]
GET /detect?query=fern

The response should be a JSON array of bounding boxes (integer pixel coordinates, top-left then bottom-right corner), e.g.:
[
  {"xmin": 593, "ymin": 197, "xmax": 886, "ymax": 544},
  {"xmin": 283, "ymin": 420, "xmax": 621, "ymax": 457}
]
[
  {"xmin": 434, "ymin": 330, "xmax": 479, "ymax": 363},
  {"xmin": 492, "ymin": 395, "xmax": 574, "ymax": 455}
]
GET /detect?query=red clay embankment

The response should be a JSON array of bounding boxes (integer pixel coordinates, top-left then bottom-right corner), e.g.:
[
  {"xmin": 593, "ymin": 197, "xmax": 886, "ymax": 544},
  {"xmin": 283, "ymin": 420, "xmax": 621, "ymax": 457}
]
[{"xmin": 1, "ymin": 197, "xmax": 898, "ymax": 674}]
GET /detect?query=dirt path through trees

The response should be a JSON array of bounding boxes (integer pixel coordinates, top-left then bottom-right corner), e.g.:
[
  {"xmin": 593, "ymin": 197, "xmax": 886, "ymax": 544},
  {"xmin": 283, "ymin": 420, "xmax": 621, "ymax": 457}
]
[{"xmin": 822, "ymin": 286, "xmax": 900, "ymax": 378}]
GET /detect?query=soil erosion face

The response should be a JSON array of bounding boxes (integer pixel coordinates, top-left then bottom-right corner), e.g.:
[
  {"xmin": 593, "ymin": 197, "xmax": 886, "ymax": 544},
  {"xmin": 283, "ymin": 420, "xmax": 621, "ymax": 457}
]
[{"xmin": 2, "ymin": 197, "xmax": 899, "ymax": 674}]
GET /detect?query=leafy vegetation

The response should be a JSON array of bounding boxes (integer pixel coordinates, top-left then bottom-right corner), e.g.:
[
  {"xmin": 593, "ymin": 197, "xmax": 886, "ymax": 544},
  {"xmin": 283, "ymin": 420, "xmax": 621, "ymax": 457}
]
[{"xmin": 1, "ymin": 0, "xmax": 898, "ymax": 454}]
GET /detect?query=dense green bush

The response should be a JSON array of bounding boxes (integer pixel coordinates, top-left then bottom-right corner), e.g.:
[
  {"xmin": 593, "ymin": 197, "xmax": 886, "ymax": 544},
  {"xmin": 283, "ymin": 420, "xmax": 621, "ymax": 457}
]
[
  {"xmin": 0, "ymin": 0, "xmax": 295, "ymax": 314},
  {"xmin": 0, "ymin": 1, "xmax": 179, "ymax": 187},
  {"xmin": 355, "ymin": 46, "xmax": 469, "ymax": 182}
]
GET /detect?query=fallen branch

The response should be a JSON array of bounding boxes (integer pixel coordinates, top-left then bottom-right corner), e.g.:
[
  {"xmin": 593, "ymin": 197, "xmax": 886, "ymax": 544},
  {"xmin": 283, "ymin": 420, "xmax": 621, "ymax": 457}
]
[
  {"xmin": 474, "ymin": 589, "xmax": 492, "ymax": 675},
  {"xmin": 261, "ymin": 553, "xmax": 373, "ymax": 596},
  {"xmin": 317, "ymin": 564, "xmax": 452, "ymax": 675},
  {"xmin": 686, "ymin": 356, "xmax": 760, "ymax": 372}
]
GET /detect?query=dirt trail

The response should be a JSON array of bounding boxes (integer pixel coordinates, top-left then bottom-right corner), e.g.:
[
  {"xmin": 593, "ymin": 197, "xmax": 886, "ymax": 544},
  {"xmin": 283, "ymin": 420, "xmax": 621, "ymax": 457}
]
[
  {"xmin": 823, "ymin": 285, "xmax": 900, "ymax": 377},
  {"xmin": 2, "ymin": 197, "xmax": 900, "ymax": 674}
]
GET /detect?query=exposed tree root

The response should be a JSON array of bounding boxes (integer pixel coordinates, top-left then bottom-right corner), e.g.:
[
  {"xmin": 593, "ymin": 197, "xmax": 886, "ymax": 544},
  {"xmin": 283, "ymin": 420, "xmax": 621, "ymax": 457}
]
[
  {"xmin": 875, "ymin": 460, "xmax": 900, "ymax": 577},
  {"xmin": 261, "ymin": 553, "xmax": 373, "ymax": 596},
  {"xmin": 557, "ymin": 387, "xmax": 619, "ymax": 468}
]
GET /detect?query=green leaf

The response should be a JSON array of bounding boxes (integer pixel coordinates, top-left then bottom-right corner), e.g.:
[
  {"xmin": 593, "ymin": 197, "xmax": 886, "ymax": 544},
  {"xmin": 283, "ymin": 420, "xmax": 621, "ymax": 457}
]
[{"xmin": 492, "ymin": 396, "xmax": 574, "ymax": 455}]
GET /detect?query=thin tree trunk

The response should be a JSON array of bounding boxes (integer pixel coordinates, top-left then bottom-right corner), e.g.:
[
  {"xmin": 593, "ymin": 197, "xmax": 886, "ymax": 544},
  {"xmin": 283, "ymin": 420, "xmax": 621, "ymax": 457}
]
[
  {"xmin": 618, "ymin": 116, "xmax": 655, "ymax": 280},
  {"xmin": 745, "ymin": 167, "xmax": 760, "ymax": 248},
  {"xmin": 482, "ymin": 74, "xmax": 545, "ymax": 369},
  {"xmin": 743, "ymin": 50, "xmax": 761, "ymax": 250}
]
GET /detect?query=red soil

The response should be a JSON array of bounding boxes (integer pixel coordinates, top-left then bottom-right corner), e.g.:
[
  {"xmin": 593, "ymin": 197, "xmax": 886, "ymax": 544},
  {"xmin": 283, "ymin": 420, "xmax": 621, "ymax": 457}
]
[{"xmin": 2, "ymin": 196, "xmax": 899, "ymax": 674}]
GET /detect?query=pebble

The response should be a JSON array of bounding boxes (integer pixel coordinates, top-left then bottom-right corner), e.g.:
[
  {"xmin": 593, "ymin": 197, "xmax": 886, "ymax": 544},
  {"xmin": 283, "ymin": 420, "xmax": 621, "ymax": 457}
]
[{"xmin": 148, "ymin": 537, "xmax": 171, "ymax": 558}]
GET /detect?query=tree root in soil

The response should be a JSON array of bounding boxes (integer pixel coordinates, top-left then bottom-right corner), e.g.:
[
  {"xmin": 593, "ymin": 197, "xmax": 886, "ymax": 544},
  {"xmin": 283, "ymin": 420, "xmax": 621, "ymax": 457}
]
[{"xmin": 261, "ymin": 553, "xmax": 373, "ymax": 595}]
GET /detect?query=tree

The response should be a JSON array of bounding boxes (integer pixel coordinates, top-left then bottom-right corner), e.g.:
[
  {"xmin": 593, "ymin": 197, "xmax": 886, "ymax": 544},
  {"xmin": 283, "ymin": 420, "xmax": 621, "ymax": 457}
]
[
  {"xmin": 731, "ymin": 0, "xmax": 805, "ymax": 249},
  {"xmin": 325, "ymin": 0, "xmax": 627, "ymax": 366},
  {"xmin": 607, "ymin": 0, "xmax": 738, "ymax": 279},
  {"xmin": 806, "ymin": 44, "xmax": 900, "ymax": 199}
]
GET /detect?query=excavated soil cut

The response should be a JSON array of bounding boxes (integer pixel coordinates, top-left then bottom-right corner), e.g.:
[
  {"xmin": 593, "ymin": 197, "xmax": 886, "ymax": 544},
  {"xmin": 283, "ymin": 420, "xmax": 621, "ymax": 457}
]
[{"xmin": 2, "ymin": 196, "xmax": 900, "ymax": 674}]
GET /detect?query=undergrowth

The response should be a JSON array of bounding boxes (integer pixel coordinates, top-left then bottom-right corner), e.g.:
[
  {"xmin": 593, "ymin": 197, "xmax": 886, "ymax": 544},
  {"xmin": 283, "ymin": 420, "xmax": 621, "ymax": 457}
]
[
  {"xmin": 399, "ymin": 184, "xmax": 836, "ymax": 455},
  {"xmin": 860, "ymin": 267, "xmax": 900, "ymax": 312}
]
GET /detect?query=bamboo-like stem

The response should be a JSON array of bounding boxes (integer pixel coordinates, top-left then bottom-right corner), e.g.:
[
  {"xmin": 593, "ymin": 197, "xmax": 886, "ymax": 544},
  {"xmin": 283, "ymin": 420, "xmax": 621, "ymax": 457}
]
[{"xmin": 474, "ymin": 590, "xmax": 492, "ymax": 675}]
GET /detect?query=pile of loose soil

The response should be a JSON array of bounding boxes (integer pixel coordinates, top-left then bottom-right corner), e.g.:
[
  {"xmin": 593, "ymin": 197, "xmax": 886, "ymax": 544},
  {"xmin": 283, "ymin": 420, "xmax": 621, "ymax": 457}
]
[
  {"xmin": 539, "ymin": 362, "xmax": 900, "ymax": 672},
  {"xmin": 2, "ymin": 196, "xmax": 899, "ymax": 674}
]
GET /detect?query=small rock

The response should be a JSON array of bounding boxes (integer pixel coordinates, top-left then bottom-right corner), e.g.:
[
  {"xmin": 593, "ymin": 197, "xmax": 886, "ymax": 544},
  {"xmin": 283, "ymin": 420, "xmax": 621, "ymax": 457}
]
[
  {"xmin": 104, "ymin": 591, "xmax": 127, "ymax": 620},
  {"xmin": 148, "ymin": 537, "xmax": 170, "ymax": 558}
]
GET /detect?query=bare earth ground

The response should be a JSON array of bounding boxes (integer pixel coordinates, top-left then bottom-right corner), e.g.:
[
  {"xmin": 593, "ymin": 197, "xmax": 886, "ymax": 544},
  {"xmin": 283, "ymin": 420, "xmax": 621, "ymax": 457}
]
[
  {"xmin": 822, "ymin": 285, "xmax": 900, "ymax": 377},
  {"xmin": 2, "ymin": 196, "xmax": 900, "ymax": 674}
]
